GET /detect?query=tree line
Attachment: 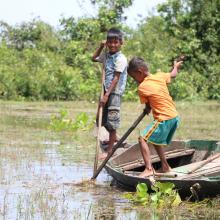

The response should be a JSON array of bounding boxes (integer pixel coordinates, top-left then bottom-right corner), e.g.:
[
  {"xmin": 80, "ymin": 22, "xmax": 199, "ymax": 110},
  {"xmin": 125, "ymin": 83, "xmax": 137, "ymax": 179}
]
[{"xmin": 0, "ymin": 0, "xmax": 219, "ymax": 101}]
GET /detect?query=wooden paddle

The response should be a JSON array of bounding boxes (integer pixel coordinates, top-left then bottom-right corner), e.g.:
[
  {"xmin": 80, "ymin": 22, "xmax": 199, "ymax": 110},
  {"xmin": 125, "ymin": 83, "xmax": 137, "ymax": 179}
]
[
  {"xmin": 93, "ymin": 65, "xmax": 105, "ymax": 175},
  {"xmin": 91, "ymin": 108, "xmax": 148, "ymax": 180}
]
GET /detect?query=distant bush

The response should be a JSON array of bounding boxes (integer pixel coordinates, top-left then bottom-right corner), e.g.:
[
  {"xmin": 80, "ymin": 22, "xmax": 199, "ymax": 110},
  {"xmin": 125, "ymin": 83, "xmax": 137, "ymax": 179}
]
[
  {"xmin": 0, "ymin": 0, "xmax": 219, "ymax": 101},
  {"xmin": 169, "ymin": 71, "xmax": 209, "ymax": 101}
]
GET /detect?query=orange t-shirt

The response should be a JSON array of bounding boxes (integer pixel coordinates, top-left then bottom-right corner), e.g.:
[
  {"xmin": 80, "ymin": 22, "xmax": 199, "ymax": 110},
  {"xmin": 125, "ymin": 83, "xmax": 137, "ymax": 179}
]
[{"xmin": 138, "ymin": 72, "xmax": 178, "ymax": 121}]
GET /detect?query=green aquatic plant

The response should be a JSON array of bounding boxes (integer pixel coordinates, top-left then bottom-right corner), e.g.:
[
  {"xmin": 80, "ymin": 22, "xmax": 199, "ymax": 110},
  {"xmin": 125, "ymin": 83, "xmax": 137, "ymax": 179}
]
[
  {"xmin": 124, "ymin": 182, "xmax": 181, "ymax": 208},
  {"xmin": 125, "ymin": 183, "xmax": 149, "ymax": 205},
  {"xmin": 49, "ymin": 109, "xmax": 93, "ymax": 132}
]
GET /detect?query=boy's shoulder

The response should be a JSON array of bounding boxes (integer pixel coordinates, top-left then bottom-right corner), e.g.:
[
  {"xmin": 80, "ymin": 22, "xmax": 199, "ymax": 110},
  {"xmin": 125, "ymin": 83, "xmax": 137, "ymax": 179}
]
[
  {"xmin": 115, "ymin": 51, "xmax": 127, "ymax": 62},
  {"xmin": 107, "ymin": 51, "xmax": 126, "ymax": 58},
  {"xmin": 151, "ymin": 71, "xmax": 171, "ymax": 83},
  {"xmin": 153, "ymin": 71, "xmax": 171, "ymax": 78},
  {"xmin": 154, "ymin": 71, "xmax": 168, "ymax": 75},
  {"xmin": 106, "ymin": 51, "xmax": 127, "ymax": 65}
]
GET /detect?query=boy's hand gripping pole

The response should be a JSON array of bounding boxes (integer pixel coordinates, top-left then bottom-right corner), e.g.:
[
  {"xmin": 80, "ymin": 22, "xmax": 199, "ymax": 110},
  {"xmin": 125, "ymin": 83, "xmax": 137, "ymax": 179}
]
[{"xmin": 91, "ymin": 108, "xmax": 148, "ymax": 180}]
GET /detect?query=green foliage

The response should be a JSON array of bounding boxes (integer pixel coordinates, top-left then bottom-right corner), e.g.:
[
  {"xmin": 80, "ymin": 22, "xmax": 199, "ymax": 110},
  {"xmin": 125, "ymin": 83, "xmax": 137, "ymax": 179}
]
[
  {"xmin": 92, "ymin": 0, "xmax": 133, "ymax": 27},
  {"xmin": 169, "ymin": 71, "xmax": 209, "ymax": 100},
  {"xmin": 0, "ymin": 0, "xmax": 219, "ymax": 101},
  {"xmin": 157, "ymin": 0, "xmax": 220, "ymax": 99},
  {"xmin": 124, "ymin": 182, "xmax": 181, "ymax": 208},
  {"xmin": 49, "ymin": 110, "xmax": 93, "ymax": 132},
  {"xmin": 151, "ymin": 182, "xmax": 182, "ymax": 208},
  {"xmin": 125, "ymin": 16, "xmax": 175, "ymax": 73}
]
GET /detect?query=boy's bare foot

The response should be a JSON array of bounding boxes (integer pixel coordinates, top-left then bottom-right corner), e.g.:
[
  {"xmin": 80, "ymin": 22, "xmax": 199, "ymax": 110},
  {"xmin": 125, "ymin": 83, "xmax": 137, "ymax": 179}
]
[
  {"xmin": 139, "ymin": 168, "xmax": 154, "ymax": 178},
  {"xmin": 156, "ymin": 166, "xmax": 172, "ymax": 173}
]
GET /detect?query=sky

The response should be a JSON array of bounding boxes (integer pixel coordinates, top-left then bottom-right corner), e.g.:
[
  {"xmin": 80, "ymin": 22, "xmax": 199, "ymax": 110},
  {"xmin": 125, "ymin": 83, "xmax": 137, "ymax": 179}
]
[{"xmin": 0, "ymin": 0, "xmax": 166, "ymax": 28}]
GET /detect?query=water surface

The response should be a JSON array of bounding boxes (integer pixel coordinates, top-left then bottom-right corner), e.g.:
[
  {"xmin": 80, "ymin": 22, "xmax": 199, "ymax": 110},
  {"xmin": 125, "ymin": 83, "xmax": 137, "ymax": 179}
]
[{"xmin": 0, "ymin": 101, "xmax": 219, "ymax": 219}]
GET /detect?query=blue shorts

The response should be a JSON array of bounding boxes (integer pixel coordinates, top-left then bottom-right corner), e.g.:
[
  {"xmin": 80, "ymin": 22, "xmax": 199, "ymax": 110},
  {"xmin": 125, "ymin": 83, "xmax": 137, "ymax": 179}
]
[{"xmin": 141, "ymin": 116, "xmax": 180, "ymax": 145}]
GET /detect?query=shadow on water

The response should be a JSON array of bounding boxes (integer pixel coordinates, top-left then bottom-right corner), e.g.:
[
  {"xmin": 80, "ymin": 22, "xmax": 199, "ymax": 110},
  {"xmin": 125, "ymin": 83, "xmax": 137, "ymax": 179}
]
[{"xmin": 0, "ymin": 102, "xmax": 219, "ymax": 219}]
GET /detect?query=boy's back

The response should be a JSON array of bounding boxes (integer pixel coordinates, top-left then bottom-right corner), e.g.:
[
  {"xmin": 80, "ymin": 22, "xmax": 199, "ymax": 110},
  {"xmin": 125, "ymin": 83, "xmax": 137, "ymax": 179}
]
[{"xmin": 138, "ymin": 72, "xmax": 178, "ymax": 121}]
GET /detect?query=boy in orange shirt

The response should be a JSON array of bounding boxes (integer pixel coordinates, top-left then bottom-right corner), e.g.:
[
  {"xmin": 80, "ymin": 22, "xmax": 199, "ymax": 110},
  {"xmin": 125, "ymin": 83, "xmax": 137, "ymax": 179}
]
[{"xmin": 128, "ymin": 57, "xmax": 183, "ymax": 177}]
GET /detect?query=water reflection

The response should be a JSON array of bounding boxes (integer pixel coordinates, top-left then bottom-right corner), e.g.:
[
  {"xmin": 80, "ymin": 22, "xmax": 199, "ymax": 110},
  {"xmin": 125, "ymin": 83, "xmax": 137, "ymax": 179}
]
[{"xmin": 0, "ymin": 141, "xmax": 136, "ymax": 219}]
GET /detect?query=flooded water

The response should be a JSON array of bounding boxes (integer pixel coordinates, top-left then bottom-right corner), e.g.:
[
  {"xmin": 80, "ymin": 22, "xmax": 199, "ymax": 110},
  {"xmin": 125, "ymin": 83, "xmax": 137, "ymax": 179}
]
[
  {"xmin": 0, "ymin": 101, "xmax": 219, "ymax": 220},
  {"xmin": 0, "ymin": 144, "xmax": 131, "ymax": 219}
]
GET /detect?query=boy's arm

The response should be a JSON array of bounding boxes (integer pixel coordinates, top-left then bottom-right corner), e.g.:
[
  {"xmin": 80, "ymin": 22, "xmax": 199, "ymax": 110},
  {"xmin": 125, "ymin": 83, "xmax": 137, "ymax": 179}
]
[
  {"xmin": 91, "ymin": 40, "xmax": 106, "ymax": 62},
  {"xmin": 100, "ymin": 72, "xmax": 120, "ymax": 105},
  {"xmin": 170, "ymin": 60, "xmax": 183, "ymax": 78}
]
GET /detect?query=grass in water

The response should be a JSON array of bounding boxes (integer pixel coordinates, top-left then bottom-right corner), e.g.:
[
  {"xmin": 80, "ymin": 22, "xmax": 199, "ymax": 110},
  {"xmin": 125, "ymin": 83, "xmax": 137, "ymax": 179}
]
[
  {"xmin": 0, "ymin": 101, "xmax": 219, "ymax": 219},
  {"xmin": 49, "ymin": 109, "xmax": 94, "ymax": 132}
]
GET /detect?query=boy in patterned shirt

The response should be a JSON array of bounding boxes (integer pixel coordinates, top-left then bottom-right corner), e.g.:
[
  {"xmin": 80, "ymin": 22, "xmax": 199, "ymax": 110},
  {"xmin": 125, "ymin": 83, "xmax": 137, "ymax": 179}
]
[{"xmin": 92, "ymin": 28, "xmax": 127, "ymax": 160}]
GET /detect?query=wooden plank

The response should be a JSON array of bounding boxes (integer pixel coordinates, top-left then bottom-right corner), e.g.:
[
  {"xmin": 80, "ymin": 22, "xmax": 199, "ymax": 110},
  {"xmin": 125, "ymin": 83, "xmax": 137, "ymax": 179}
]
[
  {"xmin": 180, "ymin": 165, "xmax": 220, "ymax": 180},
  {"xmin": 121, "ymin": 149, "xmax": 195, "ymax": 171},
  {"xmin": 173, "ymin": 155, "xmax": 220, "ymax": 174},
  {"xmin": 111, "ymin": 141, "xmax": 190, "ymax": 166},
  {"xmin": 124, "ymin": 171, "xmax": 178, "ymax": 178},
  {"xmin": 116, "ymin": 149, "xmax": 193, "ymax": 168},
  {"xmin": 115, "ymin": 149, "xmax": 185, "ymax": 168},
  {"xmin": 187, "ymin": 153, "xmax": 220, "ymax": 174}
]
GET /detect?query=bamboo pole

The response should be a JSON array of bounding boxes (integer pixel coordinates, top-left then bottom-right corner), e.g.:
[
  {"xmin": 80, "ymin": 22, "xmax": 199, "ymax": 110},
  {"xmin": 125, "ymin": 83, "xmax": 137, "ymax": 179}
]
[{"xmin": 93, "ymin": 65, "xmax": 105, "ymax": 175}]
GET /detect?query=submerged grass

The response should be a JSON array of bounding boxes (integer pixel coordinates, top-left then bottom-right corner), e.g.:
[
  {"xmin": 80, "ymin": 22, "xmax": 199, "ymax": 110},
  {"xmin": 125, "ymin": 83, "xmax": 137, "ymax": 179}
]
[{"xmin": 1, "ymin": 100, "xmax": 219, "ymax": 145}]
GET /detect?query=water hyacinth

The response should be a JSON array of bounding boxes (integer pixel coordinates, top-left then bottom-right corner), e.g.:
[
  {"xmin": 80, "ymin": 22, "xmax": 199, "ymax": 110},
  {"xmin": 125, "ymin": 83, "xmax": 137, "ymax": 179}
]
[
  {"xmin": 124, "ymin": 182, "xmax": 182, "ymax": 208},
  {"xmin": 49, "ymin": 109, "xmax": 94, "ymax": 132}
]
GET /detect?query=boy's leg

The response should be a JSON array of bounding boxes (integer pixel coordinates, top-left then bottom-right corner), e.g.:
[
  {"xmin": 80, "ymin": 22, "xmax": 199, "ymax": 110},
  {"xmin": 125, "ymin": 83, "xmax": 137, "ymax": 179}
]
[
  {"xmin": 138, "ymin": 136, "xmax": 154, "ymax": 177},
  {"xmin": 99, "ymin": 93, "xmax": 121, "ymax": 160},
  {"xmin": 108, "ymin": 129, "xmax": 117, "ymax": 153},
  {"xmin": 153, "ymin": 145, "xmax": 171, "ymax": 173},
  {"xmin": 142, "ymin": 117, "xmax": 180, "ymax": 173},
  {"xmin": 98, "ymin": 129, "xmax": 116, "ymax": 160},
  {"xmin": 101, "ymin": 133, "xmax": 120, "ymax": 145},
  {"xmin": 152, "ymin": 117, "xmax": 180, "ymax": 172}
]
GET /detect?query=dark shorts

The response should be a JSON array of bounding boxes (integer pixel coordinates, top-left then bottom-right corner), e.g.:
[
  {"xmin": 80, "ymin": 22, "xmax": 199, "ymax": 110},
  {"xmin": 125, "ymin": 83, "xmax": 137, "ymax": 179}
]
[{"xmin": 102, "ymin": 93, "xmax": 121, "ymax": 132}]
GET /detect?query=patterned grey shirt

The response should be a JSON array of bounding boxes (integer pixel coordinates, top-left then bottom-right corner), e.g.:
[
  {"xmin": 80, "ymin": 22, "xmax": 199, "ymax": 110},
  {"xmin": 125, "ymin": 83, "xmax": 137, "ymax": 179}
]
[{"xmin": 96, "ymin": 51, "xmax": 127, "ymax": 95}]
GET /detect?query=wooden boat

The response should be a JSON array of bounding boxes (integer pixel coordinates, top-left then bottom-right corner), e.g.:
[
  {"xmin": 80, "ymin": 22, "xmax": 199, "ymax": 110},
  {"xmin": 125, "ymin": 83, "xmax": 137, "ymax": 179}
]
[{"xmin": 104, "ymin": 140, "xmax": 220, "ymax": 198}]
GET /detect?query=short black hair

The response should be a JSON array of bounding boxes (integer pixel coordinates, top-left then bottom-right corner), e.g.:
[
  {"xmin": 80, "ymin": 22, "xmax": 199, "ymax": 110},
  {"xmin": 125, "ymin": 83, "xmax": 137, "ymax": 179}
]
[
  {"xmin": 128, "ymin": 57, "xmax": 148, "ymax": 72},
  {"xmin": 107, "ymin": 27, "xmax": 123, "ymax": 41}
]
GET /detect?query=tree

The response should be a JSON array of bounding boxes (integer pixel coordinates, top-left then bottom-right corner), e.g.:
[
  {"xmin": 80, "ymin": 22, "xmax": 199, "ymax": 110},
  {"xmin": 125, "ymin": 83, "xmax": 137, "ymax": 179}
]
[{"xmin": 157, "ymin": 0, "xmax": 220, "ymax": 99}]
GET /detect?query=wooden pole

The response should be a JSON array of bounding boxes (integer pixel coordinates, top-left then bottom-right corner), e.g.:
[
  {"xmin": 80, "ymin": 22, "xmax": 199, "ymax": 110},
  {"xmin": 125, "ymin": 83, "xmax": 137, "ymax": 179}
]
[
  {"xmin": 91, "ymin": 109, "xmax": 148, "ymax": 180},
  {"xmin": 93, "ymin": 65, "xmax": 105, "ymax": 175}
]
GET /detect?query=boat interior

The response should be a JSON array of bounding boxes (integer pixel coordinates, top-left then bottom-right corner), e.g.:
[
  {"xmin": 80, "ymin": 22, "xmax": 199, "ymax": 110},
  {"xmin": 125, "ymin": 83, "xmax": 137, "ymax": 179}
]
[{"xmin": 109, "ymin": 140, "xmax": 220, "ymax": 179}]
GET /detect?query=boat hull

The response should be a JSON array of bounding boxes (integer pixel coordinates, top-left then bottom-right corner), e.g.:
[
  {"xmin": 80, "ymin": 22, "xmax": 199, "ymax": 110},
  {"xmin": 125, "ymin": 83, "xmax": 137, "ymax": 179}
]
[
  {"xmin": 105, "ymin": 164, "xmax": 220, "ymax": 198},
  {"xmin": 105, "ymin": 140, "xmax": 220, "ymax": 198}
]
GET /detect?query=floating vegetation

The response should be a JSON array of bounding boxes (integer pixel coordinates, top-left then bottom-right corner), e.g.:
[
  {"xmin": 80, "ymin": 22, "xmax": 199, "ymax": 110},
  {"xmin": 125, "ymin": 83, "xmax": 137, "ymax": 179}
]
[
  {"xmin": 49, "ymin": 109, "xmax": 94, "ymax": 132},
  {"xmin": 124, "ymin": 182, "xmax": 181, "ymax": 208},
  {"xmin": 124, "ymin": 182, "xmax": 220, "ymax": 219}
]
